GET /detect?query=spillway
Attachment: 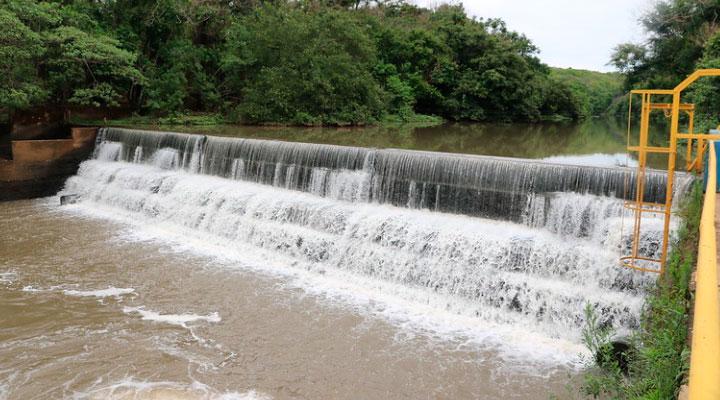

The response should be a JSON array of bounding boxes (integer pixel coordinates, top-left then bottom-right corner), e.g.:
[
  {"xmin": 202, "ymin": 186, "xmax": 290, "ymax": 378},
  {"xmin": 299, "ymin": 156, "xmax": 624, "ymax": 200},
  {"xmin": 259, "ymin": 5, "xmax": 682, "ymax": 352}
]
[
  {"xmin": 94, "ymin": 127, "xmax": 692, "ymax": 221},
  {"xmin": 61, "ymin": 127, "xmax": 694, "ymax": 344}
]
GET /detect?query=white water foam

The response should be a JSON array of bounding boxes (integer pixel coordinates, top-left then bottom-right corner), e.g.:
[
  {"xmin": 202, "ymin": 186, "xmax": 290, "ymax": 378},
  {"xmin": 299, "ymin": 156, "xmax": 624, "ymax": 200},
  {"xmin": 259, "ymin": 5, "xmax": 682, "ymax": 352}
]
[
  {"xmin": 56, "ymin": 139, "xmax": 683, "ymax": 371},
  {"xmin": 94, "ymin": 142, "xmax": 122, "ymax": 162},
  {"xmin": 0, "ymin": 272, "xmax": 16, "ymax": 284},
  {"xmin": 61, "ymin": 192, "xmax": 590, "ymax": 370},
  {"xmin": 123, "ymin": 306, "xmax": 221, "ymax": 328},
  {"xmin": 21, "ymin": 285, "xmax": 53, "ymax": 293},
  {"xmin": 63, "ymin": 287, "xmax": 135, "ymax": 299},
  {"xmin": 71, "ymin": 377, "xmax": 269, "ymax": 400},
  {"xmin": 19, "ymin": 284, "xmax": 133, "ymax": 300},
  {"xmin": 541, "ymin": 153, "xmax": 638, "ymax": 168},
  {"xmin": 150, "ymin": 148, "xmax": 182, "ymax": 170}
]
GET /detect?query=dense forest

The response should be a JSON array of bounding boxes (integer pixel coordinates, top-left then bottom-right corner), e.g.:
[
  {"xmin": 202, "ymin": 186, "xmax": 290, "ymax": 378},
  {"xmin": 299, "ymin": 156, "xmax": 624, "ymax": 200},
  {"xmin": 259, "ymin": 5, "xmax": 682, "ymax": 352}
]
[
  {"xmin": 610, "ymin": 0, "xmax": 720, "ymax": 130},
  {"xmin": 0, "ymin": 0, "xmax": 619, "ymax": 126}
]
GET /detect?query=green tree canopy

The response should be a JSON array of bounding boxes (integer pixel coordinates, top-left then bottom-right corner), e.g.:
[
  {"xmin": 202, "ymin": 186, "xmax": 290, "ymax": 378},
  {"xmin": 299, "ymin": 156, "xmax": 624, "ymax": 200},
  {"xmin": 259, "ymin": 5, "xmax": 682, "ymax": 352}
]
[
  {"xmin": 0, "ymin": 0, "xmax": 142, "ymax": 117},
  {"xmin": 0, "ymin": 4, "xmax": 48, "ymax": 111},
  {"xmin": 1, "ymin": 0, "xmax": 593, "ymax": 124},
  {"xmin": 223, "ymin": 6, "xmax": 384, "ymax": 125}
]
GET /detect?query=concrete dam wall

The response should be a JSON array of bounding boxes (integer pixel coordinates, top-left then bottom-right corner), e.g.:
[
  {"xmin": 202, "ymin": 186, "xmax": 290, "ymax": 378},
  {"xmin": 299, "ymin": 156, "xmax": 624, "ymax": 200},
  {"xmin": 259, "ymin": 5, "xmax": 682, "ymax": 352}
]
[{"xmin": 0, "ymin": 127, "xmax": 97, "ymax": 201}]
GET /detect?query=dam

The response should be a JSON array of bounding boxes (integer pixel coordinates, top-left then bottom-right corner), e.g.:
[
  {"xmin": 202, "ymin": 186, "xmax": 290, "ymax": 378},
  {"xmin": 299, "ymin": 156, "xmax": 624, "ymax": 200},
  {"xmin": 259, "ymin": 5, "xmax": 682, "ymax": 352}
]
[{"xmin": 0, "ymin": 127, "xmax": 694, "ymax": 398}]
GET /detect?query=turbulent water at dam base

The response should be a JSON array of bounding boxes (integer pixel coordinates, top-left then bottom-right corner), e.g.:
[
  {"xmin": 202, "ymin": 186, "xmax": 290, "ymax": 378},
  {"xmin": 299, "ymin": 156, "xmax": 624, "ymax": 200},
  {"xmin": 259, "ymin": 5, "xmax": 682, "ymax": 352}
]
[{"xmin": 0, "ymin": 127, "xmax": 694, "ymax": 399}]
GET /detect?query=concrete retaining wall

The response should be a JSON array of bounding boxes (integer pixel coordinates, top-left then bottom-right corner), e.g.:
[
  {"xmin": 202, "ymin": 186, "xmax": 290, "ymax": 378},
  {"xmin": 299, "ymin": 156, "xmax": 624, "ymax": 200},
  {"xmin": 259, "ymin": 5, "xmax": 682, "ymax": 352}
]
[
  {"xmin": 0, "ymin": 127, "xmax": 98, "ymax": 201},
  {"xmin": 71, "ymin": 127, "xmax": 97, "ymax": 148},
  {"xmin": 11, "ymin": 139, "xmax": 76, "ymax": 163}
]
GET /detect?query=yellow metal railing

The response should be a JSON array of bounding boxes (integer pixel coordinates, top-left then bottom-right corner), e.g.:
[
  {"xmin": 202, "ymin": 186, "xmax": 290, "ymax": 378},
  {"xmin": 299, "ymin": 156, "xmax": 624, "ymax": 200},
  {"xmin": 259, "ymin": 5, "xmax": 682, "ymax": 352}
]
[
  {"xmin": 688, "ymin": 142, "xmax": 720, "ymax": 400},
  {"xmin": 626, "ymin": 71, "xmax": 720, "ymax": 397},
  {"xmin": 623, "ymin": 69, "xmax": 720, "ymax": 274}
]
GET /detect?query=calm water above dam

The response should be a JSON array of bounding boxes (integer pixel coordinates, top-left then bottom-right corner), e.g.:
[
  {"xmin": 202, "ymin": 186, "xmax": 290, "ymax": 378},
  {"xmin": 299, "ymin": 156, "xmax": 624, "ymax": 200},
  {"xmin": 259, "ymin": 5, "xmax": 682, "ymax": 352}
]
[{"xmin": 0, "ymin": 124, "xmax": 689, "ymax": 399}]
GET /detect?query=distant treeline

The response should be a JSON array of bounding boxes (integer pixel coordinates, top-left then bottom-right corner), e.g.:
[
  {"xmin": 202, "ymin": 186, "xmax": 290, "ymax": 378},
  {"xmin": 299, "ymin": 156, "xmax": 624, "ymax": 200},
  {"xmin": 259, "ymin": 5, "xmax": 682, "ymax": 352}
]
[
  {"xmin": 549, "ymin": 68, "xmax": 622, "ymax": 118},
  {"xmin": 0, "ymin": 0, "xmax": 621, "ymax": 126},
  {"xmin": 610, "ymin": 0, "xmax": 720, "ymax": 130}
]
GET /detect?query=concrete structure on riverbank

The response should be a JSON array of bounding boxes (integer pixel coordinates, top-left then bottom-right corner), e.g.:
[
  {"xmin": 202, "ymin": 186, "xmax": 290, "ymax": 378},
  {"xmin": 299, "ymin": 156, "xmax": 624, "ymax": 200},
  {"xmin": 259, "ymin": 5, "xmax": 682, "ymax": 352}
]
[{"xmin": 0, "ymin": 127, "xmax": 97, "ymax": 201}]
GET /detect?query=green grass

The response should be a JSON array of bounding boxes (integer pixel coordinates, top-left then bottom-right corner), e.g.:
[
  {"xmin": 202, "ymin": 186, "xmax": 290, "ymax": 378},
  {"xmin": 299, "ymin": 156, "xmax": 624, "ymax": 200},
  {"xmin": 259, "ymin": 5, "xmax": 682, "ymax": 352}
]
[
  {"xmin": 379, "ymin": 113, "xmax": 444, "ymax": 126},
  {"xmin": 578, "ymin": 181, "xmax": 702, "ymax": 399},
  {"xmin": 72, "ymin": 112, "xmax": 445, "ymax": 128},
  {"xmin": 71, "ymin": 113, "xmax": 226, "ymax": 127}
]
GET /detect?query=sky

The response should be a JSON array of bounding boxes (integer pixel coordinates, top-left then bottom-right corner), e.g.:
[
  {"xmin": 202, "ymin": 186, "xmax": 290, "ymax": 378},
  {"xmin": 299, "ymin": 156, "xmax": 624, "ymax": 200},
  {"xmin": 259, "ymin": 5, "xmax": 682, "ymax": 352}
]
[{"xmin": 414, "ymin": 0, "xmax": 653, "ymax": 72}]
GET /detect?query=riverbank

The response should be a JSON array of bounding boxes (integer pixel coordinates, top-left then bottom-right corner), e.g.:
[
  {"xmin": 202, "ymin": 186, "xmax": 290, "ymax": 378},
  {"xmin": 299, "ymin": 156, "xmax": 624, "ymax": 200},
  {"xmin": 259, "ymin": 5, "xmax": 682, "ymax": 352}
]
[
  {"xmin": 70, "ymin": 112, "xmax": 445, "ymax": 128},
  {"xmin": 71, "ymin": 112, "xmax": 587, "ymax": 129}
]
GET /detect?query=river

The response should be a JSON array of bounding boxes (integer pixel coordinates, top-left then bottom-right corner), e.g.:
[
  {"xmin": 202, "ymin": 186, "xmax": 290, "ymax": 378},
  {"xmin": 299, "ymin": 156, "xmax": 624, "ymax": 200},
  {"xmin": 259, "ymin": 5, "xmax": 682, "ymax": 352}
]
[{"xmin": 0, "ymin": 121, "xmax": 684, "ymax": 399}]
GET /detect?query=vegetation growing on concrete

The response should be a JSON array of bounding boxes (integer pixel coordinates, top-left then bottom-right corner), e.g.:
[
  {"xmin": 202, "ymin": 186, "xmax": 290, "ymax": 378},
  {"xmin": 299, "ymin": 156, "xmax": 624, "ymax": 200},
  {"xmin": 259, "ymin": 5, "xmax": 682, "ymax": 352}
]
[{"xmin": 579, "ymin": 182, "xmax": 702, "ymax": 399}]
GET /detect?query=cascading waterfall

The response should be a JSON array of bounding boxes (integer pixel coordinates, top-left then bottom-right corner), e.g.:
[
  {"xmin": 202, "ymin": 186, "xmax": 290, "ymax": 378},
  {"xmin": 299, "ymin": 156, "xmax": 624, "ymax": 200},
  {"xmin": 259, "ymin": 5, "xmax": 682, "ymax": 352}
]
[
  {"xmin": 94, "ymin": 127, "xmax": 693, "ymax": 221},
  {"xmin": 64, "ymin": 127, "xmax": 695, "ymax": 343}
]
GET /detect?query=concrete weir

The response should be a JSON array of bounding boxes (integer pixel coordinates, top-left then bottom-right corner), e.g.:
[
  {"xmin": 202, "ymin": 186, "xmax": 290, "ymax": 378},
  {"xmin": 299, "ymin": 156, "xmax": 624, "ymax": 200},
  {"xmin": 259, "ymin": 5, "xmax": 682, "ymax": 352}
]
[
  {"xmin": 0, "ymin": 127, "xmax": 97, "ymax": 201},
  {"xmin": 93, "ymin": 127, "xmax": 694, "ymax": 221},
  {"xmin": 57, "ymin": 127, "xmax": 699, "ymax": 343}
]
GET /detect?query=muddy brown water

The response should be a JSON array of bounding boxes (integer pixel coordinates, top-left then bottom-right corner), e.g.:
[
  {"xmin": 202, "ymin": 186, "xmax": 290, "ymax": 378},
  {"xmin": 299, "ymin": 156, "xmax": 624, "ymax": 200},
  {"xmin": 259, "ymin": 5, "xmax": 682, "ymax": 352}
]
[{"xmin": 0, "ymin": 198, "xmax": 582, "ymax": 399}]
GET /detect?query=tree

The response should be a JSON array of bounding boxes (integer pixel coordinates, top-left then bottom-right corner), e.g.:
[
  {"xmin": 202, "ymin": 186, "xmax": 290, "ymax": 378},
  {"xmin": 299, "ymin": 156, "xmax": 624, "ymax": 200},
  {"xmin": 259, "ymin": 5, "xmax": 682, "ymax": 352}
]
[
  {"xmin": 223, "ymin": 5, "xmax": 385, "ymax": 125},
  {"xmin": 609, "ymin": 43, "xmax": 647, "ymax": 74},
  {"xmin": 612, "ymin": 0, "xmax": 720, "ymax": 127},
  {"xmin": 44, "ymin": 26, "xmax": 142, "ymax": 108},
  {"xmin": 0, "ymin": 0, "xmax": 142, "ymax": 120},
  {"xmin": 613, "ymin": 0, "xmax": 720, "ymax": 88},
  {"xmin": 0, "ymin": 2, "xmax": 52, "ymax": 115},
  {"xmin": 1, "ymin": 0, "xmax": 586, "ymax": 124}
]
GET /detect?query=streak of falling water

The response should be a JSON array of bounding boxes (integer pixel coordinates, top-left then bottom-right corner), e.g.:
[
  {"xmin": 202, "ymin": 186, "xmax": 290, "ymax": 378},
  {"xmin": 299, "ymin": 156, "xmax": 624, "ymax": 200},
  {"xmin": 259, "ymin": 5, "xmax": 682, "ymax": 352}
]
[{"xmin": 92, "ymin": 127, "xmax": 694, "ymax": 221}]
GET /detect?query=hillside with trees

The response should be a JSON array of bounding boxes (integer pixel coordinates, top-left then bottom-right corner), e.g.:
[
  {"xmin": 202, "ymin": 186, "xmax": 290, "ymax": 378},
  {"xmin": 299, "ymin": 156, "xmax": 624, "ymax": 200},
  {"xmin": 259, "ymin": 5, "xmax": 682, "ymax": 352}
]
[
  {"xmin": 0, "ymin": 0, "xmax": 604, "ymax": 126},
  {"xmin": 549, "ymin": 68, "xmax": 622, "ymax": 117}
]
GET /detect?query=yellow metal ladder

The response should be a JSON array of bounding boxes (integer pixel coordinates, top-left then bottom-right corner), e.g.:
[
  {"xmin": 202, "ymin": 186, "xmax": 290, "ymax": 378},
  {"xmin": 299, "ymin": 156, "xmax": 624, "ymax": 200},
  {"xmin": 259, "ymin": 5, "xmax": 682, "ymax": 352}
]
[{"xmin": 623, "ymin": 69, "xmax": 720, "ymax": 274}]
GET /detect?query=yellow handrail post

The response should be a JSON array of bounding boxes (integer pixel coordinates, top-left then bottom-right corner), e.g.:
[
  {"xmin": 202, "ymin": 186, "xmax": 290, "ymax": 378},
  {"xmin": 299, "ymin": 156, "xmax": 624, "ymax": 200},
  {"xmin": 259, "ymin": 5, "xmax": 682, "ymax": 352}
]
[
  {"xmin": 659, "ymin": 90, "xmax": 681, "ymax": 273},
  {"xmin": 698, "ymin": 141, "xmax": 707, "ymax": 173},
  {"xmin": 633, "ymin": 93, "xmax": 651, "ymax": 263},
  {"xmin": 686, "ymin": 110, "xmax": 695, "ymax": 171},
  {"xmin": 688, "ymin": 142, "xmax": 720, "ymax": 400}
]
